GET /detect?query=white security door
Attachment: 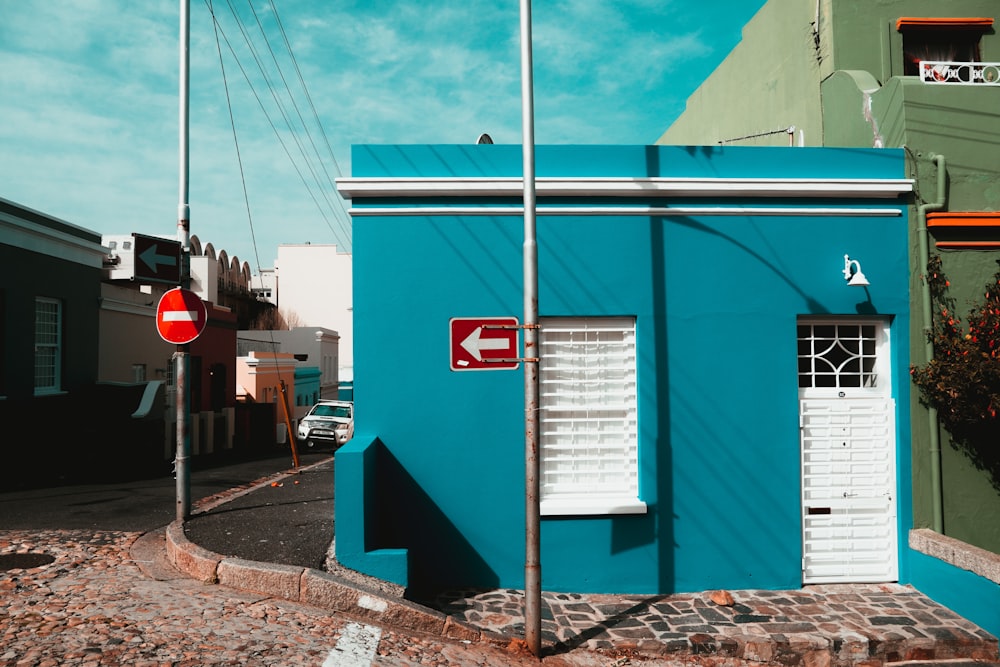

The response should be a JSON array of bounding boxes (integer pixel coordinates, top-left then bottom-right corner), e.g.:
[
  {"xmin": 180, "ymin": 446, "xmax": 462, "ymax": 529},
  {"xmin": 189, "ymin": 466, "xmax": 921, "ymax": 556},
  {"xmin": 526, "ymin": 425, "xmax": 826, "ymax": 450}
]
[{"xmin": 797, "ymin": 320, "xmax": 898, "ymax": 584}]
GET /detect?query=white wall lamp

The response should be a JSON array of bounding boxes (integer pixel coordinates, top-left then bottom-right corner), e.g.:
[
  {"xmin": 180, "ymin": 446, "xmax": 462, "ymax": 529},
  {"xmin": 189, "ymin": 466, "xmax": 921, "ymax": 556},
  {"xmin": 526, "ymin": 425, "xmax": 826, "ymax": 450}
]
[{"xmin": 843, "ymin": 254, "xmax": 870, "ymax": 287}]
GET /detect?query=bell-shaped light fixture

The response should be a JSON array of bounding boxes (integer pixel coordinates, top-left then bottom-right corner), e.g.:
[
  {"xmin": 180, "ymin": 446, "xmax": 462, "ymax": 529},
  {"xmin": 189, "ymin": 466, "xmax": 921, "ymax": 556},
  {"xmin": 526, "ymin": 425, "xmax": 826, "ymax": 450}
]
[{"xmin": 843, "ymin": 254, "xmax": 870, "ymax": 287}]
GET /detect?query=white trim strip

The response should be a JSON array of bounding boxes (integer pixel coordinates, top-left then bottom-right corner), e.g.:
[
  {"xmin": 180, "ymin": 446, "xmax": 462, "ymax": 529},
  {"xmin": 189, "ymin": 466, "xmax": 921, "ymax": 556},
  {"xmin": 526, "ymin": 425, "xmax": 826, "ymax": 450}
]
[
  {"xmin": 349, "ymin": 205, "xmax": 903, "ymax": 218},
  {"xmin": 337, "ymin": 176, "xmax": 914, "ymax": 199},
  {"xmin": 1, "ymin": 211, "xmax": 110, "ymax": 268},
  {"xmin": 541, "ymin": 496, "xmax": 648, "ymax": 516}
]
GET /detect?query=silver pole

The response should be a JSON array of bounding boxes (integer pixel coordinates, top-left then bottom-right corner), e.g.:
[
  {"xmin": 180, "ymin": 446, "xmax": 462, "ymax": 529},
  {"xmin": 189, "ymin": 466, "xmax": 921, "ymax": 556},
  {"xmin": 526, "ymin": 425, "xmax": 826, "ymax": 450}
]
[
  {"xmin": 176, "ymin": 0, "xmax": 192, "ymax": 522},
  {"xmin": 174, "ymin": 347, "xmax": 190, "ymax": 521},
  {"xmin": 178, "ymin": 0, "xmax": 190, "ymax": 247},
  {"xmin": 519, "ymin": 0, "xmax": 541, "ymax": 657}
]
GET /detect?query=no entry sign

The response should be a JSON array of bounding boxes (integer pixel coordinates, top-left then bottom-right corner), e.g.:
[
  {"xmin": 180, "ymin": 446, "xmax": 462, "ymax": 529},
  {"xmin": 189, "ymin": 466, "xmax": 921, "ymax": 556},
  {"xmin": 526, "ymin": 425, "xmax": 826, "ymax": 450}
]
[
  {"xmin": 450, "ymin": 317, "xmax": 520, "ymax": 370},
  {"xmin": 156, "ymin": 287, "xmax": 207, "ymax": 344}
]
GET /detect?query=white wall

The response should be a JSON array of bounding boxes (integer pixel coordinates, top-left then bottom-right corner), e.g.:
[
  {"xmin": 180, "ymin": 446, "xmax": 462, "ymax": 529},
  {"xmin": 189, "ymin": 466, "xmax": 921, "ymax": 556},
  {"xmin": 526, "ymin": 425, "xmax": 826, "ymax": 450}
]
[{"xmin": 273, "ymin": 244, "xmax": 353, "ymax": 380}]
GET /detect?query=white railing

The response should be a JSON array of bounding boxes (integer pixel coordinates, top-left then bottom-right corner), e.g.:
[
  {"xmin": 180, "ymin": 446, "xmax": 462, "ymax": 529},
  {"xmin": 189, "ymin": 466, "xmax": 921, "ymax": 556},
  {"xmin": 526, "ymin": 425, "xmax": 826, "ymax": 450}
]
[{"xmin": 920, "ymin": 61, "xmax": 1000, "ymax": 85}]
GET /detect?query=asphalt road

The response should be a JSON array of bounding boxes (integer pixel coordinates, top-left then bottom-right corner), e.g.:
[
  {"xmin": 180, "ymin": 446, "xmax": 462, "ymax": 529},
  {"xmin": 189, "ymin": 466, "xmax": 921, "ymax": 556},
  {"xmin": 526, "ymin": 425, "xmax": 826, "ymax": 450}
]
[
  {"xmin": 0, "ymin": 450, "xmax": 332, "ymax": 534},
  {"xmin": 182, "ymin": 455, "xmax": 335, "ymax": 570}
]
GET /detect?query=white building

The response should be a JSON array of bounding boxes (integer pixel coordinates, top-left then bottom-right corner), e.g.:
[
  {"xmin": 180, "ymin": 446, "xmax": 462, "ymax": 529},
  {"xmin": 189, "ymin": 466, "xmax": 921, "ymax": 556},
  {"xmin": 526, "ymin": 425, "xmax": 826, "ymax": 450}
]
[{"xmin": 256, "ymin": 244, "xmax": 353, "ymax": 383}]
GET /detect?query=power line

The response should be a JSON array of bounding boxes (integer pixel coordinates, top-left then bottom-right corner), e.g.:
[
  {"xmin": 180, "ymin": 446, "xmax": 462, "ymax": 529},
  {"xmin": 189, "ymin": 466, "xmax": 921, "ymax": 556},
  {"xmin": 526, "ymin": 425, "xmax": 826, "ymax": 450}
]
[
  {"xmin": 267, "ymin": 0, "xmax": 352, "ymax": 229},
  {"xmin": 199, "ymin": 0, "xmax": 351, "ymax": 250},
  {"xmin": 206, "ymin": 0, "xmax": 263, "ymax": 274},
  {"xmin": 246, "ymin": 0, "xmax": 352, "ymax": 246}
]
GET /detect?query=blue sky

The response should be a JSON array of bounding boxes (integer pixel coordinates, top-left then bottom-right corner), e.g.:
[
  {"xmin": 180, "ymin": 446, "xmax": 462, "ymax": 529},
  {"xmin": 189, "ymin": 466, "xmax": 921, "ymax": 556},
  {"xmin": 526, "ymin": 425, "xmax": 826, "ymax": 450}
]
[{"xmin": 1, "ymin": 0, "xmax": 764, "ymax": 273}]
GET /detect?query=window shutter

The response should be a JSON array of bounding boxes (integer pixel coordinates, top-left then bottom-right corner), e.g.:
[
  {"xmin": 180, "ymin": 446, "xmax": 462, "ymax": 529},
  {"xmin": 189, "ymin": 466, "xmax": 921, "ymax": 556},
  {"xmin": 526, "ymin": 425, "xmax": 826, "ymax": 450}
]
[{"xmin": 539, "ymin": 317, "xmax": 642, "ymax": 515}]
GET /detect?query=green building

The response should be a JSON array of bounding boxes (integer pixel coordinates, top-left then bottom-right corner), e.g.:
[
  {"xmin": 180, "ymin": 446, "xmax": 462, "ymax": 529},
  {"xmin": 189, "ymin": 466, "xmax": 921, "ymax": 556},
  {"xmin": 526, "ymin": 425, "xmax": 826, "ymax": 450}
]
[{"xmin": 660, "ymin": 0, "xmax": 1000, "ymax": 557}]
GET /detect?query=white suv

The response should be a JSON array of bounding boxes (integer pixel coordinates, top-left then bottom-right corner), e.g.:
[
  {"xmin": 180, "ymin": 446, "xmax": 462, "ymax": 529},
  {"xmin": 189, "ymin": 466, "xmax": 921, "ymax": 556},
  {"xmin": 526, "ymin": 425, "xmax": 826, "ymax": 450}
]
[{"xmin": 297, "ymin": 400, "xmax": 354, "ymax": 449}]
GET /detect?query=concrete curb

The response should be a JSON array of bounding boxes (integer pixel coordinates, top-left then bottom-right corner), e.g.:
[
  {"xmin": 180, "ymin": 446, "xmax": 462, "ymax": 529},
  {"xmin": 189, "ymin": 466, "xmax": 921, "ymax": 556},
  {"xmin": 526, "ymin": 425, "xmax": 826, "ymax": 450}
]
[
  {"xmin": 164, "ymin": 518, "xmax": 491, "ymax": 642},
  {"xmin": 165, "ymin": 521, "xmax": 220, "ymax": 584}
]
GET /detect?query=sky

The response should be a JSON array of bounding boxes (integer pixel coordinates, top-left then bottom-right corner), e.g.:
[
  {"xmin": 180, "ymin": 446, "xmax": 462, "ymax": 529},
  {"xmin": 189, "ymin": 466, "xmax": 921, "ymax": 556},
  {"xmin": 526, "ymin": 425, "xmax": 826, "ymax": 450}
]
[{"xmin": 1, "ymin": 0, "xmax": 765, "ymax": 274}]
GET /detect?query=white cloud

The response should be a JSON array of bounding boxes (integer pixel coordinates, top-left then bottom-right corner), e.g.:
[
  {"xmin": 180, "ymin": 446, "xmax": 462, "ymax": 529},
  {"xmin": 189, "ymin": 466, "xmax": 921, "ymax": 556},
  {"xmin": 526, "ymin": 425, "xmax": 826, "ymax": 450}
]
[{"xmin": 1, "ymin": 0, "xmax": 765, "ymax": 269}]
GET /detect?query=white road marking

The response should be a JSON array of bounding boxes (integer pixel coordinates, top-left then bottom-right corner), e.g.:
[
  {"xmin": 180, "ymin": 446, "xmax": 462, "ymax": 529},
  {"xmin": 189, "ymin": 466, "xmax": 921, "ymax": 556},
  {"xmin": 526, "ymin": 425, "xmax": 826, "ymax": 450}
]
[{"xmin": 324, "ymin": 622, "xmax": 381, "ymax": 666}]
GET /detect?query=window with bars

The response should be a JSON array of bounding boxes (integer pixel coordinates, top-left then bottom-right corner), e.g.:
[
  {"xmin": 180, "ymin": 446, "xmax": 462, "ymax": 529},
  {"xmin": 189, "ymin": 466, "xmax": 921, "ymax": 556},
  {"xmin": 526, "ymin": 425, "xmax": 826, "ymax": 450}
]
[
  {"xmin": 34, "ymin": 298, "xmax": 62, "ymax": 394},
  {"xmin": 797, "ymin": 320, "xmax": 887, "ymax": 393},
  {"xmin": 538, "ymin": 316, "xmax": 644, "ymax": 516}
]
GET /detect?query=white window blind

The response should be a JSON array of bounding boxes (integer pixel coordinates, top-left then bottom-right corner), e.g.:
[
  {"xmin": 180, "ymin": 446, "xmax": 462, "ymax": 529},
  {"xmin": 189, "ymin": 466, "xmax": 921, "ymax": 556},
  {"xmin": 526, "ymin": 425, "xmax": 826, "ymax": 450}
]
[
  {"xmin": 539, "ymin": 316, "xmax": 644, "ymax": 516},
  {"xmin": 34, "ymin": 297, "xmax": 62, "ymax": 394}
]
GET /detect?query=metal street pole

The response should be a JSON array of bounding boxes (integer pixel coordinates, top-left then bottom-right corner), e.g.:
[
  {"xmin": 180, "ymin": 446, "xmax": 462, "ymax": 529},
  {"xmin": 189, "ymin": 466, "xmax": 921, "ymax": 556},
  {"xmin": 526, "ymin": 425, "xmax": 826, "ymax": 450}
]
[
  {"xmin": 519, "ymin": 0, "xmax": 542, "ymax": 657},
  {"xmin": 175, "ymin": 0, "xmax": 192, "ymax": 522}
]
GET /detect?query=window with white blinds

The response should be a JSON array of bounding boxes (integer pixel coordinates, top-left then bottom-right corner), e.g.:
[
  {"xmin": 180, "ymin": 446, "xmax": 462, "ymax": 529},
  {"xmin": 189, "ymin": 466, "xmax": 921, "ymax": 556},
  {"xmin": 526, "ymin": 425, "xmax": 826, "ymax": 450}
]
[{"xmin": 539, "ymin": 316, "xmax": 645, "ymax": 516}]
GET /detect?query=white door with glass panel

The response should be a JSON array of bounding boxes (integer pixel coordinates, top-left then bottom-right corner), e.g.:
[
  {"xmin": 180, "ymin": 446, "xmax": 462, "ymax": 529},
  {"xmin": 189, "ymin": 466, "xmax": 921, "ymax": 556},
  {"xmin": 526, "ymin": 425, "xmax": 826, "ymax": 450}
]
[{"xmin": 797, "ymin": 319, "xmax": 897, "ymax": 584}]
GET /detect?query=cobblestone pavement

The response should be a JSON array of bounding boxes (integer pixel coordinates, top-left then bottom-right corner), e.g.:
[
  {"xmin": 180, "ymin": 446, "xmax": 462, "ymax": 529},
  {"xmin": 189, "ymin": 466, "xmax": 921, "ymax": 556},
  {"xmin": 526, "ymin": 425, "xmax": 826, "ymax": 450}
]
[
  {"xmin": 6, "ymin": 453, "xmax": 997, "ymax": 667},
  {"xmin": 171, "ymin": 456, "xmax": 998, "ymax": 666},
  {"xmin": 0, "ymin": 529, "xmax": 552, "ymax": 666},
  {"xmin": 14, "ymin": 528, "xmax": 976, "ymax": 667},
  {"xmin": 416, "ymin": 584, "xmax": 999, "ymax": 665}
]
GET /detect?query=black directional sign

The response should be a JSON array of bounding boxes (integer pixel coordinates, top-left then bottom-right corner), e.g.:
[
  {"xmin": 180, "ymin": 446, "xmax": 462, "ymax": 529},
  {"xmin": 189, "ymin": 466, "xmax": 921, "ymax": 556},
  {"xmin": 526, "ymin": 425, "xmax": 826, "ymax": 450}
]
[{"xmin": 133, "ymin": 233, "xmax": 181, "ymax": 284}]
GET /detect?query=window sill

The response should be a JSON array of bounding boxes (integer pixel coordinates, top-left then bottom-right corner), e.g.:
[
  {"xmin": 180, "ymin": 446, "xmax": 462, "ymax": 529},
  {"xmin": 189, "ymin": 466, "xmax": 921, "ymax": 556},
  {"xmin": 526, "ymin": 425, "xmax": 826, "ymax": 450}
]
[{"xmin": 541, "ymin": 496, "xmax": 647, "ymax": 517}]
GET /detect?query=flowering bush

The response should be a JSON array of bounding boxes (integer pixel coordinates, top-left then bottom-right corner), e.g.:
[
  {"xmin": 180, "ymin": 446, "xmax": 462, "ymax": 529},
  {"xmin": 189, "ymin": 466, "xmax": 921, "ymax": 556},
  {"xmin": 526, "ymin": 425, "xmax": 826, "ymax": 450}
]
[{"xmin": 910, "ymin": 256, "xmax": 1000, "ymax": 490}]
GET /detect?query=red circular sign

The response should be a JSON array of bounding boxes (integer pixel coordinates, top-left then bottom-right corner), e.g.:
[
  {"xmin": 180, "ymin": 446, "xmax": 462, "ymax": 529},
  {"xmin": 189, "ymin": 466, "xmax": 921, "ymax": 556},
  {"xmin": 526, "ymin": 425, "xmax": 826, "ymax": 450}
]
[{"xmin": 156, "ymin": 287, "xmax": 208, "ymax": 344}]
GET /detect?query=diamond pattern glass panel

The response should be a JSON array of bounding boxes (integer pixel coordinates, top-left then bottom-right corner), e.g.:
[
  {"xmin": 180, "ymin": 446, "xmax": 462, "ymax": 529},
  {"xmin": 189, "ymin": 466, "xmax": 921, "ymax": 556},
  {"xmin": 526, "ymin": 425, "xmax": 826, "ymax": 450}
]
[{"xmin": 797, "ymin": 322, "xmax": 879, "ymax": 389}]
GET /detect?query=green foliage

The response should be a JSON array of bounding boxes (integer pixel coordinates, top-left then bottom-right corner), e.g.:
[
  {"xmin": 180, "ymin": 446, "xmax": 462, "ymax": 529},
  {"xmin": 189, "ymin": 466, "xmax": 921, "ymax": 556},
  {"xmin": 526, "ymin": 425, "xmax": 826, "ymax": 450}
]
[{"xmin": 910, "ymin": 256, "xmax": 1000, "ymax": 491}]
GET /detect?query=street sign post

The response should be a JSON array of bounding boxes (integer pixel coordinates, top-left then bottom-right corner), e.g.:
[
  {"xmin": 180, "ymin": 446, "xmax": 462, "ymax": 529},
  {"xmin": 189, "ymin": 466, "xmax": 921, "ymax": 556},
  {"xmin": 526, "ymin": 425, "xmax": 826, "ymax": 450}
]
[
  {"xmin": 156, "ymin": 287, "xmax": 207, "ymax": 344},
  {"xmin": 449, "ymin": 317, "xmax": 520, "ymax": 370}
]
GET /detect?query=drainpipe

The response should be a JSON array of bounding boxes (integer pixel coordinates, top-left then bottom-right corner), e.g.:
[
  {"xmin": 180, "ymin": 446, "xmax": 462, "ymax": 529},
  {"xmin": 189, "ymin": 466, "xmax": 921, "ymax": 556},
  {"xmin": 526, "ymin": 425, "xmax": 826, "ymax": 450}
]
[{"xmin": 915, "ymin": 153, "xmax": 947, "ymax": 533}]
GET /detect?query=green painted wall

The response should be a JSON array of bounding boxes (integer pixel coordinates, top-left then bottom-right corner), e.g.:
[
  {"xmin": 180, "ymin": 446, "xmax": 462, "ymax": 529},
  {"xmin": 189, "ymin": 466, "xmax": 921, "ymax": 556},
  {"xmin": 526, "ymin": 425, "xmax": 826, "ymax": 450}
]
[
  {"xmin": 658, "ymin": 0, "xmax": 1000, "ymax": 552},
  {"xmin": 657, "ymin": 0, "xmax": 822, "ymax": 147}
]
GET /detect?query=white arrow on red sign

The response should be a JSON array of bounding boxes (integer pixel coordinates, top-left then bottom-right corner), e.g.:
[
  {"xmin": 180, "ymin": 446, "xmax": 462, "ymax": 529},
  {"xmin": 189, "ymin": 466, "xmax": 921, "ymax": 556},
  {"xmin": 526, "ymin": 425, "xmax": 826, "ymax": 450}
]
[
  {"xmin": 450, "ymin": 317, "xmax": 520, "ymax": 371},
  {"xmin": 156, "ymin": 287, "xmax": 208, "ymax": 344},
  {"xmin": 460, "ymin": 325, "xmax": 514, "ymax": 361}
]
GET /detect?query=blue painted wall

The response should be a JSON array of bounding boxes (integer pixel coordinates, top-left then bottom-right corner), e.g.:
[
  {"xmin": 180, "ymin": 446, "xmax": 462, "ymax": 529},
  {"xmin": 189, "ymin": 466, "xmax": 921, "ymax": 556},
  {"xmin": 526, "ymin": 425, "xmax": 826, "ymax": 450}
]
[
  {"xmin": 294, "ymin": 366, "xmax": 321, "ymax": 407},
  {"xmin": 341, "ymin": 144, "xmax": 911, "ymax": 594},
  {"xmin": 337, "ymin": 381, "xmax": 354, "ymax": 402}
]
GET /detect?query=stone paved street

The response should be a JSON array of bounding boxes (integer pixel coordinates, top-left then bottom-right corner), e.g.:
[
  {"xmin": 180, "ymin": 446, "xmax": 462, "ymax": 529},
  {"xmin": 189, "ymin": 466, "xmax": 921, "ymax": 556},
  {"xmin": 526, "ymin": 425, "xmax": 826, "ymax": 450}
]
[
  {"xmin": 9, "ymin": 526, "xmax": 939, "ymax": 667},
  {"xmin": 4, "ymin": 453, "xmax": 999, "ymax": 666},
  {"xmin": 417, "ymin": 584, "xmax": 999, "ymax": 665},
  {"xmin": 0, "ymin": 529, "xmax": 550, "ymax": 667}
]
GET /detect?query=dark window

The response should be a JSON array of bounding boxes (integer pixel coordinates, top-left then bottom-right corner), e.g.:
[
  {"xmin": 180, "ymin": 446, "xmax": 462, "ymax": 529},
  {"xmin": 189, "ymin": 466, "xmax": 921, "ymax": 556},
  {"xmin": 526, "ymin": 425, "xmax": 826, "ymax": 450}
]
[
  {"xmin": 209, "ymin": 363, "xmax": 226, "ymax": 410},
  {"xmin": 191, "ymin": 356, "xmax": 203, "ymax": 411},
  {"xmin": 897, "ymin": 18, "xmax": 990, "ymax": 76}
]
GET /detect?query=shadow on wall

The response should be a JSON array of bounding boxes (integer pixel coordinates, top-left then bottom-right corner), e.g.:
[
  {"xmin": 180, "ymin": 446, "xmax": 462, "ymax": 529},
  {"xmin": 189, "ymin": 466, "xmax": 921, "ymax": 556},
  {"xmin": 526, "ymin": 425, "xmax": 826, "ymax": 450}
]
[
  {"xmin": 373, "ymin": 441, "xmax": 499, "ymax": 598},
  {"xmin": 644, "ymin": 146, "xmax": 678, "ymax": 593}
]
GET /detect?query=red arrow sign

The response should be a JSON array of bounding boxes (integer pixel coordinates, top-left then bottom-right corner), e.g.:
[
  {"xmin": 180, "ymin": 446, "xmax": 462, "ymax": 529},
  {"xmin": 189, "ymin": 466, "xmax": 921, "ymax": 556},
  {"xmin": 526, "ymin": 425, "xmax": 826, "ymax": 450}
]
[
  {"xmin": 156, "ymin": 287, "xmax": 207, "ymax": 344},
  {"xmin": 450, "ymin": 317, "xmax": 519, "ymax": 371}
]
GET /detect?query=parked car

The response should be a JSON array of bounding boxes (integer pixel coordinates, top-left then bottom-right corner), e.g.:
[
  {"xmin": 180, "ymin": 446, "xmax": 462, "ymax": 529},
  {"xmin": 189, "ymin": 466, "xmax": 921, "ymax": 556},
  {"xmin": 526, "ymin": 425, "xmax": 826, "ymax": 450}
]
[{"xmin": 297, "ymin": 400, "xmax": 354, "ymax": 449}]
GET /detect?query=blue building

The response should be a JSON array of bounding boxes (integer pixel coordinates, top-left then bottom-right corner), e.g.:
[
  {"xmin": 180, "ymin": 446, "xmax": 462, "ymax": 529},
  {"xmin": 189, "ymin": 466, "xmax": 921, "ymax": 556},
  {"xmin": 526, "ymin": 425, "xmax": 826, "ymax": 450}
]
[{"xmin": 335, "ymin": 144, "xmax": 915, "ymax": 596}]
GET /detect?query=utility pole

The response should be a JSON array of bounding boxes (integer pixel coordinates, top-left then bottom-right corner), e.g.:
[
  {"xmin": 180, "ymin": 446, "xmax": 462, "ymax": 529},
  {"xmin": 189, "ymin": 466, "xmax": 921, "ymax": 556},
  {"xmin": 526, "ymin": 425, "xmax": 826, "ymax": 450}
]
[
  {"xmin": 175, "ymin": 0, "xmax": 192, "ymax": 522},
  {"xmin": 519, "ymin": 0, "xmax": 542, "ymax": 657}
]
